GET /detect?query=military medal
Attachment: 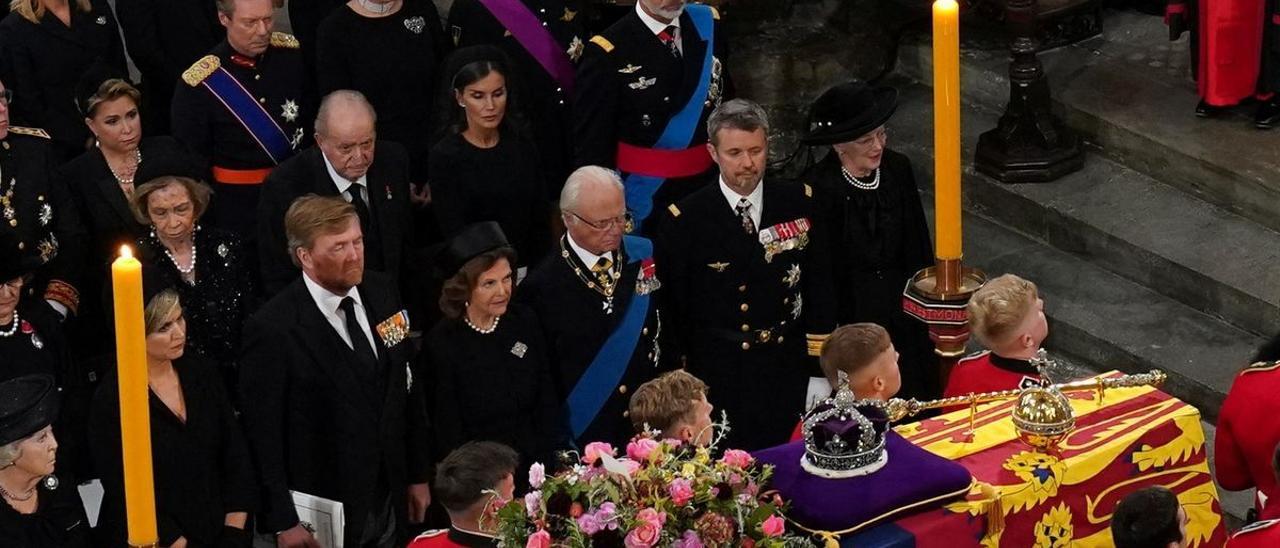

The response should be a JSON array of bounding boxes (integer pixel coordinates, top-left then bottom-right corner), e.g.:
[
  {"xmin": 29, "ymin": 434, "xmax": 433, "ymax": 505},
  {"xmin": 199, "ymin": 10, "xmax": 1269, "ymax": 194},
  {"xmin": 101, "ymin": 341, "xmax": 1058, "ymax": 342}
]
[
  {"xmin": 783, "ymin": 264, "xmax": 802, "ymax": 288},
  {"xmin": 1, "ymin": 174, "xmax": 16, "ymax": 226},
  {"xmin": 567, "ymin": 36, "xmax": 585, "ymax": 62},
  {"xmin": 760, "ymin": 218, "xmax": 811, "ymax": 263},
  {"xmin": 376, "ymin": 310, "xmax": 411, "ymax": 348},
  {"xmin": 618, "ymin": 64, "xmax": 643, "ymax": 74},
  {"xmin": 635, "ymin": 258, "xmax": 660, "ymax": 295},
  {"xmin": 290, "ymin": 128, "xmax": 305, "ymax": 149},
  {"xmin": 281, "ymin": 100, "xmax": 300, "ymax": 122},
  {"xmin": 38, "ymin": 202, "xmax": 52, "ymax": 226},
  {"xmin": 629, "ymin": 76, "xmax": 657, "ymax": 90},
  {"xmin": 707, "ymin": 261, "xmax": 729, "ymax": 273}
]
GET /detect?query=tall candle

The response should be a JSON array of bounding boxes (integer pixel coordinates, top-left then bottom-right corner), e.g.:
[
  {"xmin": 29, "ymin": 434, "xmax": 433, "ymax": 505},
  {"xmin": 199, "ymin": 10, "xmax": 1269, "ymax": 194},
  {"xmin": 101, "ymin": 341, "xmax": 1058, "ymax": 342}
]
[
  {"xmin": 933, "ymin": 0, "xmax": 962, "ymax": 260},
  {"xmin": 111, "ymin": 245, "xmax": 157, "ymax": 546}
]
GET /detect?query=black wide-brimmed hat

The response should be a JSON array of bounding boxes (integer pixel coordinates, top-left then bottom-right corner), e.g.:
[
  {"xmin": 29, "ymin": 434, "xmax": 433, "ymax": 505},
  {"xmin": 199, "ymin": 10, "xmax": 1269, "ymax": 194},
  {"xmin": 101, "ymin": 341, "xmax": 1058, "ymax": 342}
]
[
  {"xmin": 436, "ymin": 222, "xmax": 513, "ymax": 278},
  {"xmin": 0, "ymin": 375, "xmax": 60, "ymax": 447},
  {"xmin": 801, "ymin": 80, "xmax": 898, "ymax": 146},
  {"xmin": 74, "ymin": 61, "xmax": 131, "ymax": 117},
  {"xmin": 0, "ymin": 230, "xmax": 41, "ymax": 283}
]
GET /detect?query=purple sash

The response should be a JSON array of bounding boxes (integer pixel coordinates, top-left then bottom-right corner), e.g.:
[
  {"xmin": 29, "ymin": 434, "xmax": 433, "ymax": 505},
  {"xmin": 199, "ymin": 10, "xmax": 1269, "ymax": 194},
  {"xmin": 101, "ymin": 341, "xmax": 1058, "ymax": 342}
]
[{"xmin": 478, "ymin": 0, "xmax": 576, "ymax": 94}]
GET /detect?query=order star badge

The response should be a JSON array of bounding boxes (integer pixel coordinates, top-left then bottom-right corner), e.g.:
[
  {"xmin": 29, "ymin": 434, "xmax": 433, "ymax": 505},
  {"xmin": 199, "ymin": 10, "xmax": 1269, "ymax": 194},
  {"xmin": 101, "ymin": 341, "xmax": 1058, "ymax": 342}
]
[
  {"xmin": 567, "ymin": 36, "xmax": 585, "ymax": 62},
  {"xmin": 281, "ymin": 99, "xmax": 299, "ymax": 122},
  {"xmin": 783, "ymin": 264, "xmax": 802, "ymax": 288}
]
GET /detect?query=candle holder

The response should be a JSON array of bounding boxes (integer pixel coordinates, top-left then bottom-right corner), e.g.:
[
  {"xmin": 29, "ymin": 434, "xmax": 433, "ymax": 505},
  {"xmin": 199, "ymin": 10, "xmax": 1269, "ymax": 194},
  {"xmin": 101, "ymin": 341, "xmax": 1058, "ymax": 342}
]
[
  {"xmin": 902, "ymin": 259, "xmax": 987, "ymax": 386},
  {"xmin": 973, "ymin": 0, "xmax": 1084, "ymax": 183}
]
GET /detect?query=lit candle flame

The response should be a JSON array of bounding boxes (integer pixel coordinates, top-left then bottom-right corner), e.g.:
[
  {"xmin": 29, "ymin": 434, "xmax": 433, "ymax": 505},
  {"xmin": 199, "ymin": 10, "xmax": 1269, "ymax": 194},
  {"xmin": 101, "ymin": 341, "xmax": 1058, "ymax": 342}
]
[{"xmin": 120, "ymin": 244, "xmax": 133, "ymax": 260}]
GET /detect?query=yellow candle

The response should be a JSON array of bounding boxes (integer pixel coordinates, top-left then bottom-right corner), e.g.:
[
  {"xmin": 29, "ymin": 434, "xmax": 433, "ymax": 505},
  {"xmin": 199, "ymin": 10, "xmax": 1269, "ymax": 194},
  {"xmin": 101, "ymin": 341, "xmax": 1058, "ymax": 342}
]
[
  {"xmin": 111, "ymin": 245, "xmax": 157, "ymax": 546},
  {"xmin": 933, "ymin": 0, "xmax": 962, "ymax": 260}
]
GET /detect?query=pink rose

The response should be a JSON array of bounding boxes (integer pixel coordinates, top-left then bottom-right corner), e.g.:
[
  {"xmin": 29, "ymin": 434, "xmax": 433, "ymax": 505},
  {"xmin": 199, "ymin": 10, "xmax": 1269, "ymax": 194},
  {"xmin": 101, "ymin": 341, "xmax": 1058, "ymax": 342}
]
[
  {"xmin": 583, "ymin": 442, "xmax": 617, "ymax": 465},
  {"xmin": 523, "ymin": 491, "xmax": 541, "ymax": 517},
  {"xmin": 761, "ymin": 515, "xmax": 785, "ymax": 538},
  {"xmin": 624, "ymin": 521, "xmax": 663, "ymax": 547},
  {"xmin": 720, "ymin": 449, "xmax": 753, "ymax": 468},
  {"xmin": 669, "ymin": 478, "xmax": 694, "ymax": 506},
  {"xmin": 673, "ymin": 530, "xmax": 705, "ymax": 548},
  {"xmin": 627, "ymin": 438, "xmax": 660, "ymax": 462},
  {"xmin": 528, "ymin": 462, "xmax": 546, "ymax": 489},
  {"xmin": 526, "ymin": 529, "xmax": 551, "ymax": 548}
]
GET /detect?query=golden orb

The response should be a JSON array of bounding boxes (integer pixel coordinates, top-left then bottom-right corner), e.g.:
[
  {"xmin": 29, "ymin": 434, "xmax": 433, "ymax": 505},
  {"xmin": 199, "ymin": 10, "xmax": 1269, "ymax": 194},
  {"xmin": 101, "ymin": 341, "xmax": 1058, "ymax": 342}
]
[{"xmin": 1011, "ymin": 386, "xmax": 1075, "ymax": 452}]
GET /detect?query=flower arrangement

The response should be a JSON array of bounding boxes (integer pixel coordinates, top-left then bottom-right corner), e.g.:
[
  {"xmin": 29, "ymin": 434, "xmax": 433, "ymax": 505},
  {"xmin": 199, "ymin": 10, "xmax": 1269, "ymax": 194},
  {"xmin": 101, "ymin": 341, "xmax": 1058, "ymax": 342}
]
[{"xmin": 495, "ymin": 435, "xmax": 811, "ymax": 547}]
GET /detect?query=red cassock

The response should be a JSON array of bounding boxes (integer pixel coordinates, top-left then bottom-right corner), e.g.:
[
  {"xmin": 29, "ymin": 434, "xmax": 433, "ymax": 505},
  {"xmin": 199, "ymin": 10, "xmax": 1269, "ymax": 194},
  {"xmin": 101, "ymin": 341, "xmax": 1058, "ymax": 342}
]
[
  {"xmin": 1226, "ymin": 505, "xmax": 1280, "ymax": 547},
  {"xmin": 406, "ymin": 529, "xmax": 469, "ymax": 548},
  {"xmin": 940, "ymin": 351, "xmax": 1043, "ymax": 412},
  {"xmin": 1168, "ymin": 0, "xmax": 1273, "ymax": 106},
  {"xmin": 1215, "ymin": 361, "xmax": 1280, "ymax": 511}
]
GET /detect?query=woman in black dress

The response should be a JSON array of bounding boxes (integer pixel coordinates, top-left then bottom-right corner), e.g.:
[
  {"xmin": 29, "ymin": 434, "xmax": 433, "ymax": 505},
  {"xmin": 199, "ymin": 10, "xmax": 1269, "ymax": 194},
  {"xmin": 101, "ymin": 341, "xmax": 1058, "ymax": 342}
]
[
  {"xmin": 0, "ymin": 0, "xmax": 128, "ymax": 161},
  {"xmin": 423, "ymin": 222, "xmax": 568, "ymax": 480},
  {"xmin": 0, "ymin": 374, "xmax": 91, "ymax": 548},
  {"xmin": 801, "ymin": 80, "xmax": 938, "ymax": 401},
  {"xmin": 315, "ymin": 0, "xmax": 449, "ymax": 184},
  {"xmin": 429, "ymin": 47, "xmax": 551, "ymax": 270},
  {"xmin": 129, "ymin": 176, "xmax": 256, "ymax": 395},
  {"xmin": 90, "ymin": 285, "xmax": 255, "ymax": 547}
]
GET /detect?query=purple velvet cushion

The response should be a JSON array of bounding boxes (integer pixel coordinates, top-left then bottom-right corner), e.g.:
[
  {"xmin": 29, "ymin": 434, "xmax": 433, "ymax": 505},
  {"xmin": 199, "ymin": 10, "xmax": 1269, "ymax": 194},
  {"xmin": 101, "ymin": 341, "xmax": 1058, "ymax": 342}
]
[{"xmin": 753, "ymin": 431, "xmax": 972, "ymax": 533}]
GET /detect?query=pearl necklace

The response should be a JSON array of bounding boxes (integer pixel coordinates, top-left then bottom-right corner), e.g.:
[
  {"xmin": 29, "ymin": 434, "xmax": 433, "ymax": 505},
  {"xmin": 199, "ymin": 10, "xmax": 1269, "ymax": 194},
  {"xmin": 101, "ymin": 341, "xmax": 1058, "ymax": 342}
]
[
  {"xmin": 357, "ymin": 0, "xmax": 398, "ymax": 14},
  {"xmin": 464, "ymin": 315, "xmax": 500, "ymax": 334},
  {"xmin": 164, "ymin": 240, "xmax": 197, "ymax": 276},
  {"xmin": 0, "ymin": 311, "xmax": 17, "ymax": 337},
  {"xmin": 841, "ymin": 166, "xmax": 880, "ymax": 190},
  {"xmin": 0, "ymin": 480, "xmax": 34, "ymax": 502},
  {"xmin": 107, "ymin": 147, "xmax": 142, "ymax": 187}
]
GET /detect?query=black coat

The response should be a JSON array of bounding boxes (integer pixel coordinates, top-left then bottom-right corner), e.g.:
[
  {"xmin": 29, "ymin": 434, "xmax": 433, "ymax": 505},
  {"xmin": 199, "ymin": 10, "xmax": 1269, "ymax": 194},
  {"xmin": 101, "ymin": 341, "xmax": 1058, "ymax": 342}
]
[
  {"xmin": 114, "ymin": 0, "xmax": 223, "ymax": 134},
  {"xmin": 257, "ymin": 144, "xmax": 414, "ymax": 296},
  {"xmin": 807, "ymin": 150, "xmax": 939, "ymax": 400},
  {"xmin": 316, "ymin": 0, "xmax": 447, "ymax": 182},
  {"xmin": 447, "ymin": 0, "xmax": 585, "ymax": 193},
  {"xmin": 238, "ymin": 271, "xmax": 431, "ymax": 544},
  {"xmin": 517, "ymin": 235, "xmax": 665, "ymax": 446},
  {"xmin": 0, "ymin": 130, "xmax": 86, "ymax": 316},
  {"xmin": 170, "ymin": 38, "xmax": 310, "ymax": 238},
  {"xmin": 0, "ymin": 1, "xmax": 128, "ymax": 160},
  {"xmin": 90, "ymin": 353, "xmax": 256, "ymax": 547},
  {"xmin": 655, "ymin": 180, "xmax": 836, "ymax": 450},
  {"xmin": 0, "ymin": 471, "xmax": 91, "ymax": 548},
  {"xmin": 422, "ymin": 304, "xmax": 569, "ymax": 474}
]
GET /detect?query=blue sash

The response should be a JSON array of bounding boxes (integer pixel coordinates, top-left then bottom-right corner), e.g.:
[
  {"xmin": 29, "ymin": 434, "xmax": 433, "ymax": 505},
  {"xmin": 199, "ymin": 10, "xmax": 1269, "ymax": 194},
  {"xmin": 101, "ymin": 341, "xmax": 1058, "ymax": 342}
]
[
  {"xmin": 566, "ymin": 236, "xmax": 653, "ymax": 439},
  {"xmin": 202, "ymin": 67, "xmax": 292, "ymax": 164},
  {"xmin": 624, "ymin": 4, "xmax": 716, "ymax": 225}
]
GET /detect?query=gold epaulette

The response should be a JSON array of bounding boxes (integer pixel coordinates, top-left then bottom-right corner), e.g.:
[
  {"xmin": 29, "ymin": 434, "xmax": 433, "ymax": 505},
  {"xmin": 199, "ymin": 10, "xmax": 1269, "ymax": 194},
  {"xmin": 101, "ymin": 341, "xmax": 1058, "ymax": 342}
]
[
  {"xmin": 1241, "ymin": 360, "xmax": 1280, "ymax": 375},
  {"xmin": 182, "ymin": 55, "xmax": 221, "ymax": 87},
  {"xmin": 271, "ymin": 31, "xmax": 300, "ymax": 49},
  {"xmin": 7, "ymin": 126, "xmax": 50, "ymax": 139},
  {"xmin": 668, "ymin": 204, "xmax": 681, "ymax": 217},
  {"xmin": 590, "ymin": 35, "xmax": 614, "ymax": 53},
  {"xmin": 803, "ymin": 183, "xmax": 813, "ymax": 198},
  {"xmin": 806, "ymin": 333, "xmax": 829, "ymax": 357}
]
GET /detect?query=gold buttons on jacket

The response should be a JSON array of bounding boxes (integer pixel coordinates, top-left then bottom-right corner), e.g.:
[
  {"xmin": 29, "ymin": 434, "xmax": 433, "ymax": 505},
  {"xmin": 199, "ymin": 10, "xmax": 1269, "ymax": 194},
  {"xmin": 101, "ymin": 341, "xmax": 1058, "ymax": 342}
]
[
  {"xmin": 740, "ymin": 303, "xmax": 749, "ymax": 312},
  {"xmin": 740, "ymin": 324, "xmax": 750, "ymax": 332},
  {"xmin": 618, "ymin": 385, "xmax": 628, "ymax": 394},
  {"xmin": 738, "ymin": 285, "xmax": 747, "ymax": 292},
  {"xmin": 741, "ymin": 342, "xmax": 751, "ymax": 350},
  {"xmin": 642, "ymin": 327, "xmax": 649, "ymax": 336}
]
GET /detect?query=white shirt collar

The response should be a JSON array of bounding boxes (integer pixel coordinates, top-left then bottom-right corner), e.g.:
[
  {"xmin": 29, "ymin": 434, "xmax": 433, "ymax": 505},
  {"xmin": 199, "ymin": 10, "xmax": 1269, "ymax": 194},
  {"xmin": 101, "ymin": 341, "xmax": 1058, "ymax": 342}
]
[
  {"xmin": 565, "ymin": 232, "xmax": 614, "ymax": 270},
  {"xmin": 719, "ymin": 177, "xmax": 764, "ymax": 228},
  {"xmin": 302, "ymin": 271, "xmax": 362, "ymax": 318},
  {"xmin": 320, "ymin": 151, "xmax": 368, "ymax": 196},
  {"xmin": 635, "ymin": 1, "xmax": 680, "ymax": 35}
]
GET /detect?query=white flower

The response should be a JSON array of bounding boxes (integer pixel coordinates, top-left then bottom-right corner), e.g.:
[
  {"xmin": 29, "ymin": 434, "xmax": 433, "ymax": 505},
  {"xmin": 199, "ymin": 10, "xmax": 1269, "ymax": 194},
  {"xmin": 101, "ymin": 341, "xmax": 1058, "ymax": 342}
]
[
  {"xmin": 523, "ymin": 490, "xmax": 541, "ymax": 517},
  {"xmin": 529, "ymin": 462, "xmax": 546, "ymax": 489}
]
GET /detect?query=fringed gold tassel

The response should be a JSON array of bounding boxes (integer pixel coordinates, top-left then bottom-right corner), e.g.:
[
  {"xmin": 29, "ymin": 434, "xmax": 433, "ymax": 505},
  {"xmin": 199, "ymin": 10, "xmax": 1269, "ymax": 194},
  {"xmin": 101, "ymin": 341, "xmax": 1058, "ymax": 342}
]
[
  {"xmin": 816, "ymin": 531, "xmax": 841, "ymax": 548},
  {"xmin": 978, "ymin": 482, "xmax": 1005, "ymax": 537}
]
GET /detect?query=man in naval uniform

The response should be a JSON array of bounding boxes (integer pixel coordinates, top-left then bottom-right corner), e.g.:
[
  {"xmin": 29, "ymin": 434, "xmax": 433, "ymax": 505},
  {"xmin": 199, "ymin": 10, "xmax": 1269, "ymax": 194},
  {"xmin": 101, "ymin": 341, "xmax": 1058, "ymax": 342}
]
[
  {"xmin": 572, "ymin": 0, "xmax": 731, "ymax": 232},
  {"xmin": 656, "ymin": 99, "xmax": 835, "ymax": 451},
  {"xmin": 518, "ymin": 166, "xmax": 666, "ymax": 447},
  {"xmin": 171, "ymin": 0, "xmax": 310, "ymax": 242},
  {"xmin": 0, "ymin": 77, "xmax": 84, "ymax": 321}
]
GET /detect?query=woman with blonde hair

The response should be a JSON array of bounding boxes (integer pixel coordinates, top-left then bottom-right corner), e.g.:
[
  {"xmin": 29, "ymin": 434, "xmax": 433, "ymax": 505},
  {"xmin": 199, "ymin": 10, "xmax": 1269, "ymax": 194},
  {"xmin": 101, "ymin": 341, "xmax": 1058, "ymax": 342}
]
[{"xmin": 0, "ymin": 0, "xmax": 127, "ymax": 160}]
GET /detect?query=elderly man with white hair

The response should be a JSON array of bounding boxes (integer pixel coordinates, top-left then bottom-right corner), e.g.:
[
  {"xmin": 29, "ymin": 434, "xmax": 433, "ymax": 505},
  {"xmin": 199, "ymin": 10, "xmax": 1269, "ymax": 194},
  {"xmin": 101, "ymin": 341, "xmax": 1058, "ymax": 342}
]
[{"xmin": 518, "ymin": 166, "xmax": 669, "ymax": 447}]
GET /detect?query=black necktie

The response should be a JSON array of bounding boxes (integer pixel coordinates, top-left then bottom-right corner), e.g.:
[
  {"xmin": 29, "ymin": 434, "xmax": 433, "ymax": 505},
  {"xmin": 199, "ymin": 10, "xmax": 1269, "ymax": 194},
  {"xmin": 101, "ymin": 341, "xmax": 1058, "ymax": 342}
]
[
  {"xmin": 736, "ymin": 198, "xmax": 756, "ymax": 235},
  {"xmin": 348, "ymin": 184, "xmax": 372, "ymax": 232},
  {"xmin": 339, "ymin": 296, "xmax": 377, "ymax": 370},
  {"xmin": 659, "ymin": 25, "xmax": 681, "ymax": 58}
]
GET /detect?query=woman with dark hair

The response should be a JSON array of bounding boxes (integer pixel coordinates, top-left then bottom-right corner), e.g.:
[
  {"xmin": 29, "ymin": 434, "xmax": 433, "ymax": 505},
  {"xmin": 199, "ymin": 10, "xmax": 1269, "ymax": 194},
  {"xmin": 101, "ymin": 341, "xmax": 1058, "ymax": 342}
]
[
  {"xmin": 0, "ymin": 0, "xmax": 128, "ymax": 161},
  {"xmin": 130, "ymin": 176, "xmax": 256, "ymax": 395},
  {"xmin": 0, "ymin": 374, "xmax": 91, "ymax": 547},
  {"xmin": 421, "ymin": 222, "xmax": 568, "ymax": 481},
  {"xmin": 429, "ymin": 46, "xmax": 551, "ymax": 270},
  {"xmin": 315, "ymin": 0, "xmax": 449, "ymax": 184},
  {"xmin": 801, "ymin": 80, "xmax": 938, "ymax": 401},
  {"xmin": 90, "ymin": 284, "xmax": 255, "ymax": 547}
]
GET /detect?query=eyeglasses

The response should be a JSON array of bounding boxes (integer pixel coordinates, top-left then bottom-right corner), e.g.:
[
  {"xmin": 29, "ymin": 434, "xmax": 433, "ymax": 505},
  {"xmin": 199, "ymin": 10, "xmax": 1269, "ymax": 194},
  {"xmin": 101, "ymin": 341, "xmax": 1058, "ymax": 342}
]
[
  {"xmin": 1, "ymin": 278, "xmax": 23, "ymax": 292},
  {"xmin": 852, "ymin": 127, "xmax": 888, "ymax": 146},
  {"xmin": 0, "ymin": 89, "xmax": 11, "ymax": 107},
  {"xmin": 570, "ymin": 211, "xmax": 633, "ymax": 232}
]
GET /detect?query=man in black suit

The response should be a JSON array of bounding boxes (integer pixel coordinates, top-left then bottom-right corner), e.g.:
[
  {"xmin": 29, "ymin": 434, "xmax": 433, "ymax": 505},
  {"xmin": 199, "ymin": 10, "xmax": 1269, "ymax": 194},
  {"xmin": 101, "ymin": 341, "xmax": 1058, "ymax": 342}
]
[
  {"xmin": 518, "ymin": 166, "xmax": 666, "ymax": 447},
  {"xmin": 572, "ymin": 0, "xmax": 731, "ymax": 231},
  {"xmin": 239, "ymin": 196, "xmax": 430, "ymax": 548},
  {"xmin": 257, "ymin": 90, "xmax": 413, "ymax": 296},
  {"xmin": 115, "ymin": 0, "xmax": 224, "ymax": 135},
  {"xmin": 655, "ymin": 99, "xmax": 836, "ymax": 451}
]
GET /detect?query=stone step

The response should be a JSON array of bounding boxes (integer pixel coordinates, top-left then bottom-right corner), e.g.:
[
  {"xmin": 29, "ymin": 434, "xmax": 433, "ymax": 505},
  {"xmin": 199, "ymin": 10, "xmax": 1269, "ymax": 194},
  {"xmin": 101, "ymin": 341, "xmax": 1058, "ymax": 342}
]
[
  {"xmin": 887, "ymin": 79, "xmax": 1280, "ymax": 346},
  {"xmin": 896, "ymin": 9, "xmax": 1280, "ymax": 234},
  {"xmin": 885, "ymin": 80, "xmax": 1265, "ymax": 421}
]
